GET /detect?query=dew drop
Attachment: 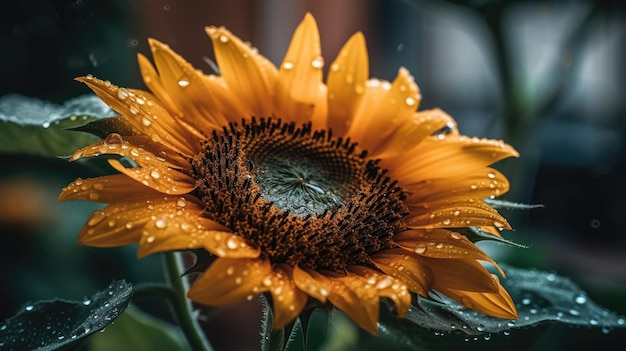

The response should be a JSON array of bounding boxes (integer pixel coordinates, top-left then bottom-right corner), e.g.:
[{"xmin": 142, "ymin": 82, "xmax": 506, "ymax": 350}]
[
  {"xmin": 282, "ymin": 62, "xmax": 294, "ymax": 70},
  {"xmin": 226, "ymin": 236, "xmax": 238, "ymax": 249},
  {"xmin": 104, "ymin": 133, "xmax": 123, "ymax": 145},
  {"xmin": 453, "ymin": 210, "xmax": 461, "ymax": 216},
  {"xmin": 142, "ymin": 117, "xmax": 152, "ymax": 126},
  {"xmin": 129, "ymin": 106, "xmax": 139, "ymax": 115},
  {"xmin": 311, "ymin": 56, "xmax": 324, "ymax": 69},
  {"xmin": 589, "ymin": 317, "xmax": 599, "ymax": 325},
  {"xmin": 435, "ymin": 243, "xmax": 444, "ymax": 249},
  {"xmin": 493, "ymin": 221, "xmax": 505, "ymax": 228},
  {"xmin": 150, "ymin": 170, "xmax": 161, "ymax": 179},
  {"xmin": 117, "ymin": 89, "xmax": 129, "ymax": 100},
  {"xmin": 177, "ymin": 80, "xmax": 190, "ymax": 88},
  {"xmin": 574, "ymin": 292, "xmax": 587, "ymax": 304},
  {"xmin": 25, "ymin": 305, "xmax": 33, "ymax": 311},
  {"xmin": 330, "ymin": 63, "xmax": 340, "ymax": 72},
  {"xmin": 442, "ymin": 218, "xmax": 451, "ymax": 225},
  {"xmin": 125, "ymin": 222, "xmax": 134, "ymax": 229},
  {"xmin": 146, "ymin": 235, "xmax": 156, "ymax": 243},
  {"xmin": 487, "ymin": 172, "xmax": 496, "ymax": 179},
  {"xmin": 414, "ymin": 246, "xmax": 427, "ymax": 254},
  {"xmin": 405, "ymin": 96, "xmax": 416, "ymax": 107},
  {"xmin": 219, "ymin": 34, "xmax": 229, "ymax": 43},
  {"xmin": 155, "ymin": 218, "xmax": 167, "ymax": 229},
  {"xmin": 88, "ymin": 211, "xmax": 106, "ymax": 226},
  {"xmin": 57, "ymin": 333, "xmax": 65, "ymax": 340},
  {"xmin": 226, "ymin": 266, "xmax": 235, "ymax": 275},
  {"xmin": 83, "ymin": 298, "xmax": 92, "ymax": 306}
]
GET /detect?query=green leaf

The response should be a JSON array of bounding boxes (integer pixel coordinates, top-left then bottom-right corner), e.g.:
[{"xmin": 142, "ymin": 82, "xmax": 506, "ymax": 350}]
[
  {"xmin": 89, "ymin": 306, "xmax": 187, "ymax": 351},
  {"xmin": 260, "ymin": 294, "xmax": 285, "ymax": 351},
  {"xmin": 377, "ymin": 265, "xmax": 625, "ymax": 349},
  {"xmin": 0, "ymin": 280, "xmax": 132, "ymax": 351},
  {"xmin": 462, "ymin": 227, "xmax": 529, "ymax": 248},
  {"xmin": 0, "ymin": 94, "xmax": 114, "ymax": 157}
]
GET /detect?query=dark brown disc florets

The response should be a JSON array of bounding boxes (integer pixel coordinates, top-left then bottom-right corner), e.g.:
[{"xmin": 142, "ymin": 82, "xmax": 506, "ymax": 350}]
[{"xmin": 191, "ymin": 118, "xmax": 408, "ymax": 271}]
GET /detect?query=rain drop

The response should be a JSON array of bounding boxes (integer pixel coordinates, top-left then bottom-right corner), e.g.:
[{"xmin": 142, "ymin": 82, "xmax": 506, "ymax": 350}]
[
  {"xmin": 227, "ymin": 236, "xmax": 238, "ymax": 249},
  {"xmin": 476, "ymin": 324, "xmax": 486, "ymax": 332},
  {"xmin": 219, "ymin": 34, "xmax": 229, "ymax": 43},
  {"xmin": 178, "ymin": 80, "xmax": 190, "ymax": 88},
  {"xmin": 414, "ymin": 246, "xmax": 427, "ymax": 254},
  {"xmin": 282, "ymin": 62, "xmax": 294, "ymax": 70},
  {"xmin": 117, "ymin": 89, "xmax": 129, "ymax": 100},
  {"xmin": 83, "ymin": 298, "xmax": 92, "ymax": 306},
  {"xmin": 25, "ymin": 305, "xmax": 34, "ymax": 311},
  {"xmin": 150, "ymin": 170, "xmax": 161, "ymax": 179},
  {"xmin": 405, "ymin": 96, "xmax": 416, "ymax": 107},
  {"xmin": 142, "ymin": 117, "xmax": 152, "ymax": 126}
]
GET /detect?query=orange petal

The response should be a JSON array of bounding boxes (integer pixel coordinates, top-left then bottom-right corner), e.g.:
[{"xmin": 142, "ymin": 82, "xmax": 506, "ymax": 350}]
[
  {"xmin": 403, "ymin": 199, "xmax": 511, "ymax": 230},
  {"xmin": 59, "ymin": 174, "xmax": 161, "ymax": 203},
  {"xmin": 206, "ymin": 26, "xmax": 275, "ymax": 118},
  {"xmin": 347, "ymin": 68, "xmax": 424, "ymax": 158},
  {"xmin": 370, "ymin": 249, "xmax": 432, "ymax": 296},
  {"xmin": 424, "ymin": 258, "xmax": 499, "ymax": 293},
  {"xmin": 403, "ymin": 168, "xmax": 510, "ymax": 204},
  {"xmin": 76, "ymin": 76, "xmax": 199, "ymax": 156},
  {"xmin": 69, "ymin": 134, "xmax": 190, "ymax": 170},
  {"xmin": 326, "ymin": 272, "xmax": 380, "ymax": 334},
  {"xmin": 292, "ymin": 266, "xmax": 331, "ymax": 303},
  {"xmin": 77, "ymin": 196, "xmax": 208, "ymax": 249},
  {"xmin": 273, "ymin": 13, "xmax": 326, "ymax": 125},
  {"xmin": 438, "ymin": 276, "xmax": 518, "ymax": 319},
  {"xmin": 348, "ymin": 265, "xmax": 412, "ymax": 318},
  {"xmin": 268, "ymin": 265, "xmax": 308, "ymax": 329},
  {"xmin": 107, "ymin": 159, "xmax": 195, "ymax": 196},
  {"xmin": 147, "ymin": 39, "xmax": 237, "ymax": 130},
  {"xmin": 188, "ymin": 257, "xmax": 272, "ymax": 306},
  {"xmin": 394, "ymin": 229, "xmax": 505, "ymax": 277},
  {"xmin": 326, "ymin": 32, "xmax": 369, "ymax": 136},
  {"xmin": 385, "ymin": 135, "xmax": 518, "ymax": 183}
]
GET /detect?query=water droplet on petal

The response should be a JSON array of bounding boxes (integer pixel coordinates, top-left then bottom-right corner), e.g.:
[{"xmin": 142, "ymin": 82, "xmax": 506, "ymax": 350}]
[
  {"xmin": 150, "ymin": 170, "xmax": 161, "ymax": 179},
  {"xmin": 414, "ymin": 246, "xmax": 427, "ymax": 254},
  {"xmin": 311, "ymin": 56, "xmax": 324, "ymax": 69},
  {"xmin": 142, "ymin": 117, "xmax": 152, "ymax": 126},
  {"xmin": 155, "ymin": 218, "xmax": 167, "ymax": 229},
  {"xmin": 282, "ymin": 62, "xmax": 294, "ymax": 70},
  {"xmin": 177, "ymin": 80, "xmax": 190, "ymax": 88},
  {"xmin": 219, "ymin": 34, "xmax": 229, "ymax": 43},
  {"xmin": 226, "ymin": 236, "xmax": 238, "ymax": 249},
  {"xmin": 88, "ymin": 211, "xmax": 106, "ymax": 226}
]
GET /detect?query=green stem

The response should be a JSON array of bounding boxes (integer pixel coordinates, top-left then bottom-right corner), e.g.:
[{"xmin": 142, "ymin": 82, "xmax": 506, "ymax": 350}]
[{"xmin": 162, "ymin": 251, "xmax": 213, "ymax": 351}]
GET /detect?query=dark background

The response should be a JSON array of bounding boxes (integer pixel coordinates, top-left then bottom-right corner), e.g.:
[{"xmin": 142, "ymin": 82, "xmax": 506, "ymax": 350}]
[{"xmin": 1, "ymin": 0, "xmax": 625, "ymax": 350}]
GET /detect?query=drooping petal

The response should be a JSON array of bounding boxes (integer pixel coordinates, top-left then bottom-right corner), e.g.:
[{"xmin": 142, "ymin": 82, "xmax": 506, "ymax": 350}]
[
  {"xmin": 370, "ymin": 249, "xmax": 432, "ymax": 296},
  {"xmin": 107, "ymin": 159, "xmax": 195, "ymax": 195},
  {"xmin": 326, "ymin": 32, "xmax": 369, "ymax": 136},
  {"xmin": 268, "ymin": 265, "xmax": 309, "ymax": 329},
  {"xmin": 325, "ymin": 272, "xmax": 380, "ymax": 334},
  {"xmin": 403, "ymin": 199, "xmax": 511, "ymax": 230},
  {"xmin": 273, "ymin": 13, "xmax": 326, "ymax": 125},
  {"xmin": 188, "ymin": 257, "xmax": 273, "ymax": 306},
  {"xmin": 292, "ymin": 266, "xmax": 331, "ymax": 303},
  {"xmin": 76, "ymin": 76, "xmax": 199, "ymax": 156},
  {"xmin": 437, "ymin": 275, "xmax": 518, "ymax": 319},
  {"xmin": 206, "ymin": 26, "xmax": 275, "ymax": 118},
  {"xmin": 59, "ymin": 174, "xmax": 161, "ymax": 203},
  {"xmin": 424, "ymin": 258, "xmax": 499, "ymax": 293},
  {"xmin": 348, "ymin": 265, "xmax": 412, "ymax": 318}
]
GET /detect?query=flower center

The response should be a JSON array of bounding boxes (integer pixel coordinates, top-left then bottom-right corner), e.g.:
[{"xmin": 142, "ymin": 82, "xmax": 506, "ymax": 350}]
[{"xmin": 192, "ymin": 118, "xmax": 408, "ymax": 271}]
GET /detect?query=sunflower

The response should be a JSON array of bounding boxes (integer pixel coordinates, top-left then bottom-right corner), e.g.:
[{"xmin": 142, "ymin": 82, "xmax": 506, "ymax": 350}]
[{"xmin": 59, "ymin": 13, "xmax": 519, "ymax": 333}]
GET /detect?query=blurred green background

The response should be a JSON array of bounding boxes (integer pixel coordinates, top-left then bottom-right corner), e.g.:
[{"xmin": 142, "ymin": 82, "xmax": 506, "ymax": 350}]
[{"xmin": 1, "ymin": 0, "xmax": 625, "ymax": 350}]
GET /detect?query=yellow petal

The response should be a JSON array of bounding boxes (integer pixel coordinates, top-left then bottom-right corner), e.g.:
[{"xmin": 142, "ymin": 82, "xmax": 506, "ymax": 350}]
[
  {"xmin": 326, "ymin": 32, "xmax": 369, "ymax": 136},
  {"xmin": 188, "ymin": 258, "xmax": 272, "ymax": 306},
  {"xmin": 370, "ymin": 249, "xmax": 432, "ymax": 296},
  {"xmin": 59, "ymin": 174, "xmax": 161, "ymax": 203},
  {"xmin": 273, "ymin": 13, "xmax": 325, "ymax": 125},
  {"xmin": 425, "ymin": 258, "xmax": 498, "ymax": 293},
  {"xmin": 268, "ymin": 265, "xmax": 308, "ymax": 329},
  {"xmin": 107, "ymin": 159, "xmax": 195, "ymax": 196},
  {"xmin": 404, "ymin": 198, "xmax": 511, "ymax": 230},
  {"xmin": 438, "ymin": 276, "xmax": 518, "ymax": 319},
  {"xmin": 206, "ymin": 26, "xmax": 275, "ymax": 118}
]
